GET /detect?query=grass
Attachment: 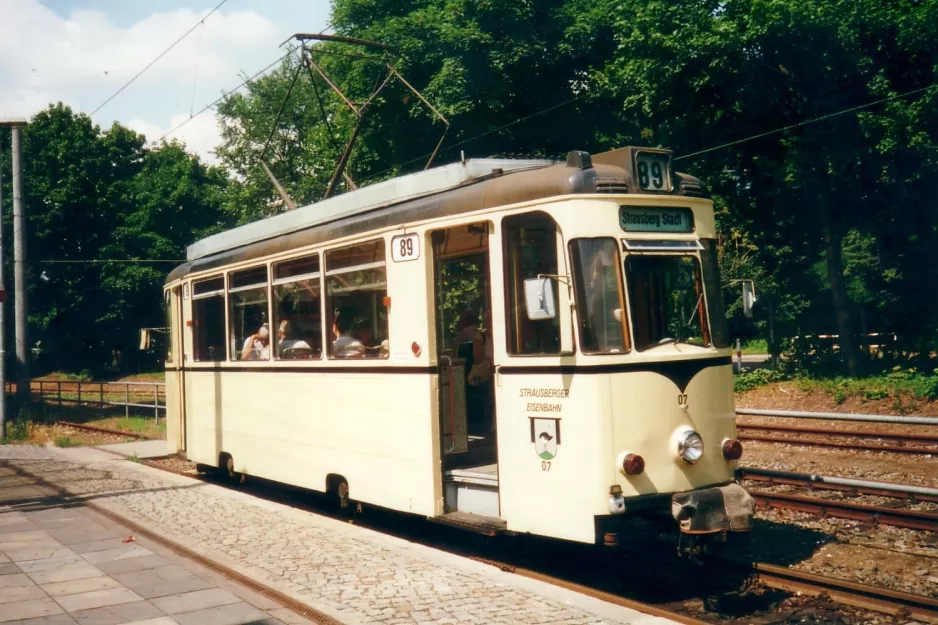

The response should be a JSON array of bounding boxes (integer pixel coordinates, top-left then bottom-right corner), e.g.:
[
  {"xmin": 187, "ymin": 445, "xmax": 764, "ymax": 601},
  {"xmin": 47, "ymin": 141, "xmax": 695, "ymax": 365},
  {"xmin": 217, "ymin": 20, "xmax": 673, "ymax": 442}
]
[
  {"xmin": 54, "ymin": 435, "xmax": 77, "ymax": 447},
  {"xmin": 741, "ymin": 338, "xmax": 769, "ymax": 355},
  {"xmin": 734, "ymin": 366, "xmax": 938, "ymax": 411}
]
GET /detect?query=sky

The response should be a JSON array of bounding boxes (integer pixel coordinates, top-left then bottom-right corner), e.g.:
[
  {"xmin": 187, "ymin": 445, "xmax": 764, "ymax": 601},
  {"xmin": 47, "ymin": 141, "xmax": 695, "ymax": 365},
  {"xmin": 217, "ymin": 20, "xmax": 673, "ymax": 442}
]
[{"xmin": 0, "ymin": 0, "xmax": 331, "ymax": 164}]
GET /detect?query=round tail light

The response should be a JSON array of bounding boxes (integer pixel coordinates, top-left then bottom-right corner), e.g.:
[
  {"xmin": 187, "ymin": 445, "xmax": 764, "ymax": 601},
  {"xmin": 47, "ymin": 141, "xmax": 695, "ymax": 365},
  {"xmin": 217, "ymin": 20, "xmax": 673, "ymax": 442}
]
[
  {"xmin": 721, "ymin": 438, "xmax": 743, "ymax": 460},
  {"xmin": 622, "ymin": 453, "xmax": 645, "ymax": 476}
]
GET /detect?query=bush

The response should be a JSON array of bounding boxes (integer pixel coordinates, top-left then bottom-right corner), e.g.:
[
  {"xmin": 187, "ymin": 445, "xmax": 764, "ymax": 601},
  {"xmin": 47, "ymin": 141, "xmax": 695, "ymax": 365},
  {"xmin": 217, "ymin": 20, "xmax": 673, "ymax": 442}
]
[
  {"xmin": 734, "ymin": 368, "xmax": 788, "ymax": 392},
  {"xmin": 4, "ymin": 420, "xmax": 29, "ymax": 442}
]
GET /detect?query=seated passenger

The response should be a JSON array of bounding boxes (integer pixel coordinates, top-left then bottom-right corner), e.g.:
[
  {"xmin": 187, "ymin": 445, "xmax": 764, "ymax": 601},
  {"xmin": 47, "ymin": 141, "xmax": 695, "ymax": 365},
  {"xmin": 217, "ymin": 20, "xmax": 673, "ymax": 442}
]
[
  {"xmin": 277, "ymin": 320, "xmax": 312, "ymax": 358},
  {"xmin": 452, "ymin": 310, "xmax": 481, "ymax": 356},
  {"xmin": 241, "ymin": 323, "xmax": 270, "ymax": 360},
  {"xmin": 332, "ymin": 310, "xmax": 364, "ymax": 358}
]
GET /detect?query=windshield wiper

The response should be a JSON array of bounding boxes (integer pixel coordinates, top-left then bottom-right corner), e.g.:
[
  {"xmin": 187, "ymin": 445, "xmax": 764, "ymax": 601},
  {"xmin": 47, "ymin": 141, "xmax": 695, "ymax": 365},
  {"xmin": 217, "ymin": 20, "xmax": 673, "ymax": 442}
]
[{"xmin": 656, "ymin": 293, "xmax": 704, "ymax": 347}]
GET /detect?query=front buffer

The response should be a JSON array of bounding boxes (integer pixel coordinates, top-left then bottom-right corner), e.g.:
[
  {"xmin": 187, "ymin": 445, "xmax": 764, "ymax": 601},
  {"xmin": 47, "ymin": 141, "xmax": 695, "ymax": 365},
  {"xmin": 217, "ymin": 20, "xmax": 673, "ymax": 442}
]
[{"xmin": 671, "ymin": 482, "xmax": 754, "ymax": 557}]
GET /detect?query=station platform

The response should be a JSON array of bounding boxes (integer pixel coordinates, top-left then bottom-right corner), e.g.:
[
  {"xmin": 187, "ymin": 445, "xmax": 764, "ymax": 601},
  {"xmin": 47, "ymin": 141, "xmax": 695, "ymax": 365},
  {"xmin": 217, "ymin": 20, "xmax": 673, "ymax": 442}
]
[{"xmin": 0, "ymin": 444, "xmax": 678, "ymax": 625}]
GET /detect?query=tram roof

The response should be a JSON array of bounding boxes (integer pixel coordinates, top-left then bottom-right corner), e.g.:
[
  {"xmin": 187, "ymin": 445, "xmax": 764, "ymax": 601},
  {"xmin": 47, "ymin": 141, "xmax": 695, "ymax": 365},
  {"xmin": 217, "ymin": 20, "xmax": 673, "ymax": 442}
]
[{"xmin": 167, "ymin": 147, "xmax": 709, "ymax": 284}]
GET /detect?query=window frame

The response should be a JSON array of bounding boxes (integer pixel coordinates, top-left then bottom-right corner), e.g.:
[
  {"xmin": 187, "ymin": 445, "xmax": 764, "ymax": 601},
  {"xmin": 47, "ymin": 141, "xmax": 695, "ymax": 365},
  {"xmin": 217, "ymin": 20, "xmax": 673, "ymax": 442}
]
[
  {"xmin": 568, "ymin": 237, "xmax": 631, "ymax": 355},
  {"xmin": 226, "ymin": 264, "xmax": 271, "ymax": 362},
  {"xmin": 272, "ymin": 253, "xmax": 324, "ymax": 361},
  {"xmin": 501, "ymin": 211, "xmax": 563, "ymax": 357},
  {"xmin": 622, "ymin": 251, "xmax": 713, "ymax": 352},
  {"xmin": 324, "ymin": 239, "xmax": 390, "ymax": 360},
  {"xmin": 191, "ymin": 274, "xmax": 227, "ymax": 362}
]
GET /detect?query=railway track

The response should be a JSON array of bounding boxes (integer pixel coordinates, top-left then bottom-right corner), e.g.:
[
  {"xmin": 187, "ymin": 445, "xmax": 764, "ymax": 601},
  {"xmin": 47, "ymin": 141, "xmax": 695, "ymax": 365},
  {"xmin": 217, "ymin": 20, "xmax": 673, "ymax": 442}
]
[
  {"xmin": 139, "ymin": 457, "xmax": 938, "ymax": 624},
  {"xmin": 56, "ymin": 421, "xmax": 158, "ymax": 440},
  {"xmin": 748, "ymin": 488, "xmax": 938, "ymax": 531},
  {"xmin": 739, "ymin": 467, "xmax": 938, "ymax": 531},
  {"xmin": 755, "ymin": 563, "xmax": 938, "ymax": 623},
  {"xmin": 737, "ymin": 422, "xmax": 938, "ymax": 455}
]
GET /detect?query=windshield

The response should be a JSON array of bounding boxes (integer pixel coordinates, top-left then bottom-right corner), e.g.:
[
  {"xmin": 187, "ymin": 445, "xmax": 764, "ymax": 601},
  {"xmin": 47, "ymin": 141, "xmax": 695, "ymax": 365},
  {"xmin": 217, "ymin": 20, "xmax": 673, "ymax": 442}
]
[
  {"xmin": 570, "ymin": 238, "xmax": 629, "ymax": 353},
  {"xmin": 625, "ymin": 255, "xmax": 711, "ymax": 351}
]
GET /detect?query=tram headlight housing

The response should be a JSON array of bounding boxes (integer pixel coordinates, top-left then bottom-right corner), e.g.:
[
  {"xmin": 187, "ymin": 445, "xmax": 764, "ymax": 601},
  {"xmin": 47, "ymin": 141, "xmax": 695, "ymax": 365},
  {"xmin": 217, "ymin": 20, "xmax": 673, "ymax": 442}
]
[{"xmin": 675, "ymin": 429, "xmax": 704, "ymax": 464}]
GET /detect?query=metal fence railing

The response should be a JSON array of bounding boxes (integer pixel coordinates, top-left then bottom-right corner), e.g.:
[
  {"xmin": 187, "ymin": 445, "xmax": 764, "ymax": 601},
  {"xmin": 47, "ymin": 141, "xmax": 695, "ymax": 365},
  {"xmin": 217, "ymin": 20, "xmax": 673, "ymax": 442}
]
[{"xmin": 7, "ymin": 380, "xmax": 166, "ymax": 421}]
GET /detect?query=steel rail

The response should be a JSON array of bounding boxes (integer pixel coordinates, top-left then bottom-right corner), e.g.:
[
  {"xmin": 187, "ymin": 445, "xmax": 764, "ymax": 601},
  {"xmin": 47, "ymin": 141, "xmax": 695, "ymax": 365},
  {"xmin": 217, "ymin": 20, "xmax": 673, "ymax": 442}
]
[
  {"xmin": 737, "ymin": 408, "xmax": 938, "ymax": 426},
  {"xmin": 737, "ymin": 432, "xmax": 937, "ymax": 454},
  {"xmin": 57, "ymin": 421, "xmax": 158, "ymax": 441},
  {"xmin": 740, "ymin": 472, "xmax": 938, "ymax": 504},
  {"xmin": 738, "ymin": 422, "xmax": 938, "ymax": 444},
  {"xmin": 755, "ymin": 563, "xmax": 938, "ymax": 623},
  {"xmin": 749, "ymin": 489, "xmax": 938, "ymax": 531},
  {"xmin": 740, "ymin": 467, "xmax": 938, "ymax": 498}
]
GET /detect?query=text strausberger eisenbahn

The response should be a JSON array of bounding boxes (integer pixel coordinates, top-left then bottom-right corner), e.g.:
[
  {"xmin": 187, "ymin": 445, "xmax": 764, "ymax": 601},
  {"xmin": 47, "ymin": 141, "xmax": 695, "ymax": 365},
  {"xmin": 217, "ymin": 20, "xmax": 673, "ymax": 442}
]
[{"xmin": 519, "ymin": 388, "xmax": 570, "ymax": 398}]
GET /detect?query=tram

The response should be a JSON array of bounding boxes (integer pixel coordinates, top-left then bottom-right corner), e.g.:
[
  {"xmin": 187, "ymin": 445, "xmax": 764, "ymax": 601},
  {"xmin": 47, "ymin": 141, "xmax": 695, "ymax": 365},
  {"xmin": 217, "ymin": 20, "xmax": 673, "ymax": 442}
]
[{"xmin": 162, "ymin": 146, "xmax": 754, "ymax": 554}]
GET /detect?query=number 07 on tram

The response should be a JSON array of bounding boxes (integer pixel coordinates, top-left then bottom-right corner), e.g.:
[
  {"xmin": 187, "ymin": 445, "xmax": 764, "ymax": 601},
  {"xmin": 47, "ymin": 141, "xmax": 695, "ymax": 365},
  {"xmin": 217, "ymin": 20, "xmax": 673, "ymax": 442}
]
[{"xmin": 162, "ymin": 146, "xmax": 754, "ymax": 556}]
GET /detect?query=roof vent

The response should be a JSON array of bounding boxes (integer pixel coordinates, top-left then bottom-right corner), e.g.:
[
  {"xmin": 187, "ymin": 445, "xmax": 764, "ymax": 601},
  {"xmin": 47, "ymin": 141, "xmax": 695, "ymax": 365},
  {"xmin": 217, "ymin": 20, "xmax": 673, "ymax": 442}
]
[{"xmin": 566, "ymin": 151, "xmax": 592, "ymax": 170}]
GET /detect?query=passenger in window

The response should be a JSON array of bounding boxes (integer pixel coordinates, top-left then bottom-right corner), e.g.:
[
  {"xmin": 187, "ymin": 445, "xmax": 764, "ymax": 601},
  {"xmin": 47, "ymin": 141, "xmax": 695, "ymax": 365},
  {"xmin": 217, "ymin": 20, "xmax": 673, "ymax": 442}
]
[
  {"xmin": 471, "ymin": 309, "xmax": 496, "ymax": 434},
  {"xmin": 241, "ymin": 323, "xmax": 270, "ymax": 360},
  {"xmin": 278, "ymin": 320, "xmax": 312, "ymax": 359},
  {"xmin": 332, "ymin": 310, "xmax": 364, "ymax": 358},
  {"xmin": 452, "ymin": 310, "xmax": 481, "ymax": 356}
]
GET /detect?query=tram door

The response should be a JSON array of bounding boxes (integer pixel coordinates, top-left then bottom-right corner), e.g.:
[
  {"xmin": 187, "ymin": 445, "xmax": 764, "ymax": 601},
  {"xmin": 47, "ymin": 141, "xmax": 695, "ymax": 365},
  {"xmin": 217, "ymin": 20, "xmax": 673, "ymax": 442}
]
[
  {"xmin": 431, "ymin": 223, "xmax": 501, "ymax": 517},
  {"xmin": 165, "ymin": 286, "xmax": 186, "ymax": 453}
]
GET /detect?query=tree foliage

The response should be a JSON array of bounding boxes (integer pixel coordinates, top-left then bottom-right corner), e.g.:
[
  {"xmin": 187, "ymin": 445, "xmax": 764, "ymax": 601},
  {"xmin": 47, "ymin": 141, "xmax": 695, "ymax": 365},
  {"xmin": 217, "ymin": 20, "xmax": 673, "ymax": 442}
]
[
  {"xmin": 0, "ymin": 104, "xmax": 232, "ymax": 375},
  {"xmin": 3, "ymin": 0, "xmax": 937, "ymax": 377}
]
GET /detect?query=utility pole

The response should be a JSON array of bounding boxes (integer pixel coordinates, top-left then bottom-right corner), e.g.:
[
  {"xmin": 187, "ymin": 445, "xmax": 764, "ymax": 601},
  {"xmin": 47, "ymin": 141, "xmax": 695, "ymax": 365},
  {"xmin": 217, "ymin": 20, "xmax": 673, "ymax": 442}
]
[
  {"xmin": 0, "ymin": 169, "xmax": 5, "ymax": 437},
  {"xmin": 1, "ymin": 119, "xmax": 28, "ymax": 408}
]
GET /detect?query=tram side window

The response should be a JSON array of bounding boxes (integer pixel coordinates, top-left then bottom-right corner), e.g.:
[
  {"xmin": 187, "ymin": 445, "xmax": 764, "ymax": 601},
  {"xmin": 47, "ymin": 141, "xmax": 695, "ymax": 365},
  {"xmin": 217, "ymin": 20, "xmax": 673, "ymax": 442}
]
[
  {"xmin": 192, "ymin": 277, "xmax": 226, "ymax": 362},
  {"xmin": 229, "ymin": 266, "xmax": 270, "ymax": 361},
  {"xmin": 325, "ymin": 240, "xmax": 389, "ymax": 359},
  {"xmin": 273, "ymin": 254, "xmax": 322, "ymax": 360},
  {"xmin": 503, "ymin": 212, "xmax": 561, "ymax": 355}
]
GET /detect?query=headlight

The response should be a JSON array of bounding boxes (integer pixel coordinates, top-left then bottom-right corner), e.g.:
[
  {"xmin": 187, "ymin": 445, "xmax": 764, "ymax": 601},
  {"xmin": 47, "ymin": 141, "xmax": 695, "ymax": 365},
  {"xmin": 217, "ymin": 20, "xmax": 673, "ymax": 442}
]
[{"xmin": 677, "ymin": 430, "xmax": 704, "ymax": 464}]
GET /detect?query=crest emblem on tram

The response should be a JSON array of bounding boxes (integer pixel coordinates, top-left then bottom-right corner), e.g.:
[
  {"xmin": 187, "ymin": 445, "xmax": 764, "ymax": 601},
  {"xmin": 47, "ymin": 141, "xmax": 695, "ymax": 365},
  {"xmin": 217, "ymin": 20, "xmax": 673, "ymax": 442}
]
[{"xmin": 530, "ymin": 418, "xmax": 560, "ymax": 460}]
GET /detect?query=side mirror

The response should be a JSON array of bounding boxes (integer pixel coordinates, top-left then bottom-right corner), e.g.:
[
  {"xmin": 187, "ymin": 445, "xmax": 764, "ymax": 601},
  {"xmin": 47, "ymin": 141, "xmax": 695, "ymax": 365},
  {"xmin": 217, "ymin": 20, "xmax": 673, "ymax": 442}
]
[
  {"xmin": 523, "ymin": 277, "xmax": 557, "ymax": 321},
  {"xmin": 742, "ymin": 280, "xmax": 757, "ymax": 319},
  {"xmin": 139, "ymin": 329, "xmax": 151, "ymax": 350}
]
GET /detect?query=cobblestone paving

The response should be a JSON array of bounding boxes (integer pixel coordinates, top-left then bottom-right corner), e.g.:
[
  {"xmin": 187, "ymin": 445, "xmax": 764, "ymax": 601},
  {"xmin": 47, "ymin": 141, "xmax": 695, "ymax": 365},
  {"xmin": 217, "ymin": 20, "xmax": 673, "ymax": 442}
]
[{"xmin": 0, "ymin": 446, "xmax": 651, "ymax": 625}]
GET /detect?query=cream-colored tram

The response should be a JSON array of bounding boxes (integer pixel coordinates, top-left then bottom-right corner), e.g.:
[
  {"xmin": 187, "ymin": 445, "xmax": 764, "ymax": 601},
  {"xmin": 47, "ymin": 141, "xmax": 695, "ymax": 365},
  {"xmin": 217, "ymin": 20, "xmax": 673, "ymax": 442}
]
[{"xmin": 162, "ymin": 146, "xmax": 754, "ymax": 555}]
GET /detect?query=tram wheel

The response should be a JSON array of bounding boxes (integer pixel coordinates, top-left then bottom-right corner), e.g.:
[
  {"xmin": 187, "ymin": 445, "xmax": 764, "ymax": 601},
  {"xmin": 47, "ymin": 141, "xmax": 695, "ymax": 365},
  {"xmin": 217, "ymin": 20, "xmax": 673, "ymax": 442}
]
[
  {"xmin": 326, "ymin": 474, "xmax": 352, "ymax": 513},
  {"xmin": 219, "ymin": 453, "xmax": 244, "ymax": 485}
]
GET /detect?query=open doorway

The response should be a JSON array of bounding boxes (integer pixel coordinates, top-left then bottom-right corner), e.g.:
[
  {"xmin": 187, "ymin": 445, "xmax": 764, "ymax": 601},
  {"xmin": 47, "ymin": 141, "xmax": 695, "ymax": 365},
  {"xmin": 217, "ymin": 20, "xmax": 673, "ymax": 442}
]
[{"xmin": 432, "ymin": 222, "xmax": 500, "ymax": 523}]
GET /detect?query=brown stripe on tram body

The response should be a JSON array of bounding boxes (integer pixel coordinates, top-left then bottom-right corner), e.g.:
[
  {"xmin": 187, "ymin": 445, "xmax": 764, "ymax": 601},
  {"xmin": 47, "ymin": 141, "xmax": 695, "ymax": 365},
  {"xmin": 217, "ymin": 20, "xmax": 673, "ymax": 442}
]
[
  {"xmin": 498, "ymin": 356, "xmax": 731, "ymax": 393},
  {"xmin": 169, "ymin": 356, "xmax": 730, "ymax": 392}
]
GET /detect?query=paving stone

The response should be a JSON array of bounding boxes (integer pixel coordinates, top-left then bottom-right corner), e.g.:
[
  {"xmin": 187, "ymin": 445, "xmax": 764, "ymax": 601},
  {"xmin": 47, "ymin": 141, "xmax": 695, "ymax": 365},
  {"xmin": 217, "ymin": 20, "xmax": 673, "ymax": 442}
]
[
  {"xmin": 0, "ymin": 573, "xmax": 35, "ymax": 589},
  {"xmin": 114, "ymin": 619, "xmax": 179, "ymax": 625},
  {"xmin": 70, "ymin": 540, "xmax": 133, "ymax": 556},
  {"xmin": 45, "ymin": 528, "xmax": 116, "ymax": 547},
  {"xmin": 70, "ymin": 601, "xmax": 165, "ymax": 625},
  {"xmin": 17, "ymin": 554, "xmax": 84, "ymax": 574},
  {"xmin": 5, "ymin": 615, "xmax": 78, "ymax": 625},
  {"xmin": 150, "ymin": 588, "xmax": 240, "ymax": 615},
  {"xmin": 112, "ymin": 566, "xmax": 214, "ymax": 600},
  {"xmin": 0, "ymin": 583, "xmax": 47, "ymax": 604},
  {"xmin": 94, "ymin": 557, "xmax": 169, "ymax": 577},
  {"xmin": 265, "ymin": 608, "xmax": 309, "ymax": 625},
  {"xmin": 0, "ymin": 563, "xmax": 21, "ymax": 575},
  {"xmin": 171, "ymin": 602, "xmax": 270, "ymax": 625},
  {"xmin": 28, "ymin": 565, "xmax": 104, "ymax": 586},
  {"xmin": 1, "ymin": 450, "xmax": 646, "ymax": 625},
  {"xmin": 41, "ymin": 576, "xmax": 124, "ymax": 598},
  {"xmin": 54, "ymin": 588, "xmax": 144, "ymax": 613},
  {"xmin": 0, "ymin": 598, "xmax": 64, "ymax": 623},
  {"xmin": 82, "ymin": 546, "xmax": 153, "ymax": 566},
  {"xmin": 4, "ymin": 545, "xmax": 72, "ymax": 563}
]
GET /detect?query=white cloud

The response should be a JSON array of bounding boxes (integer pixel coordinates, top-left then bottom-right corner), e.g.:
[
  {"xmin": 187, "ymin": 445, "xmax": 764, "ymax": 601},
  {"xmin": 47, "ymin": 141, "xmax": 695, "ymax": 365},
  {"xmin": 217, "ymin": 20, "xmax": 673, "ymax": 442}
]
[{"xmin": 0, "ymin": 0, "xmax": 327, "ymax": 164}]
